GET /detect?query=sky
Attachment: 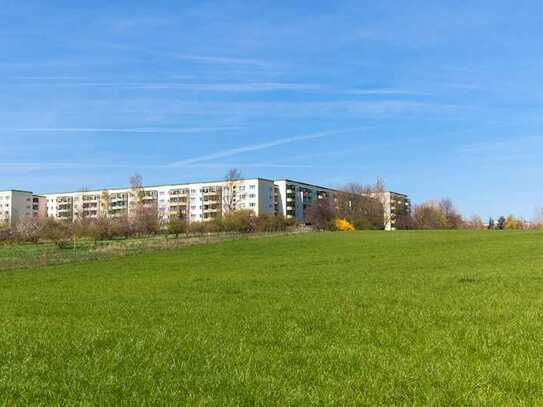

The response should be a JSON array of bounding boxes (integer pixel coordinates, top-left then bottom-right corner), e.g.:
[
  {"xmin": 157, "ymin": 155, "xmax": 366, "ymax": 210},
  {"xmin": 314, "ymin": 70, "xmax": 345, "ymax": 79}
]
[{"xmin": 1, "ymin": 0, "xmax": 542, "ymax": 219}]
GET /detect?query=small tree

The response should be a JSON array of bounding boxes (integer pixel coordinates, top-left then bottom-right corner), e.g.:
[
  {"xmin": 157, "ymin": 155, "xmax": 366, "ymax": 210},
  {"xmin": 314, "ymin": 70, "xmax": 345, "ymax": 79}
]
[
  {"xmin": 337, "ymin": 181, "xmax": 386, "ymax": 229},
  {"xmin": 168, "ymin": 217, "xmax": 187, "ymax": 239},
  {"xmin": 336, "ymin": 218, "xmax": 356, "ymax": 231},
  {"xmin": 305, "ymin": 200, "xmax": 336, "ymax": 231},
  {"xmin": 0, "ymin": 225, "xmax": 11, "ymax": 242},
  {"xmin": 41, "ymin": 218, "xmax": 71, "ymax": 248},
  {"xmin": 131, "ymin": 205, "xmax": 159, "ymax": 236},
  {"xmin": 252, "ymin": 214, "xmax": 288, "ymax": 233},
  {"xmin": 487, "ymin": 217, "xmax": 495, "ymax": 230},
  {"xmin": 503, "ymin": 215, "xmax": 525, "ymax": 230},
  {"xmin": 223, "ymin": 168, "xmax": 241, "ymax": 215},
  {"xmin": 496, "ymin": 216, "xmax": 506, "ymax": 230},
  {"xmin": 100, "ymin": 190, "xmax": 111, "ymax": 217},
  {"xmin": 221, "ymin": 210, "xmax": 254, "ymax": 233},
  {"xmin": 129, "ymin": 173, "xmax": 145, "ymax": 216},
  {"xmin": 466, "ymin": 215, "xmax": 484, "ymax": 230},
  {"xmin": 15, "ymin": 217, "xmax": 42, "ymax": 243}
]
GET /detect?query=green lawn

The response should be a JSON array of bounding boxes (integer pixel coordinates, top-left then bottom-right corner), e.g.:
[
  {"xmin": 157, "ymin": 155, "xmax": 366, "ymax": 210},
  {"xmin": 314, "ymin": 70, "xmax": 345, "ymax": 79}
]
[{"xmin": 1, "ymin": 231, "xmax": 543, "ymax": 405}]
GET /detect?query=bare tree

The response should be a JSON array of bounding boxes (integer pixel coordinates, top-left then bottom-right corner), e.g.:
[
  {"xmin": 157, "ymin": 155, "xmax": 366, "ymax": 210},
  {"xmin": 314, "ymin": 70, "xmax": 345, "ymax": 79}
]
[
  {"xmin": 412, "ymin": 199, "xmax": 464, "ymax": 229},
  {"xmin": 76, "ymin": 186, "xmax": 89, "ymax": 222},
  {"xmin": 305, "ymin": 199, "xmax": 336, "ymax": 230},
  {"xmin": 466, "ymin": 215, "xmax": 485, "ymax": 230},
  {"xmin": 223, "ymin": 168, "xmax": 242, "ymax": 215},
  {"xmin": 336, "ymin": 180, "xmax": 387, "ymax": 230},
  {"xmin": 14, "ymin": 217, "xmax": 42, "ymax": 243},
  {"xmin": 534, "ymin": 207, "xmax": 543, "ymax": 229},
  {"xmin": 100, "ymin": 190, "xmax": 111, "ymax": 217},
  {"xmin": 129, "ymin": 173, "xmax": 145, "ymax": 217}
]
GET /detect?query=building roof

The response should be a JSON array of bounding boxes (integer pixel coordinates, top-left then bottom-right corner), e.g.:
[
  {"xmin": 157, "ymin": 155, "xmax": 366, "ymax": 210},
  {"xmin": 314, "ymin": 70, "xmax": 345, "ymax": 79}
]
[
  {"xmin": 0, "ymin": 189, "xmax": 34, "ymax": 194},
  {"xmin": 274, "ymin": 179, "xmax": 338, "ymax": 192},
  {"xmin": 39, "ymin": 177, "xmax": 277, "ymax": 196}
]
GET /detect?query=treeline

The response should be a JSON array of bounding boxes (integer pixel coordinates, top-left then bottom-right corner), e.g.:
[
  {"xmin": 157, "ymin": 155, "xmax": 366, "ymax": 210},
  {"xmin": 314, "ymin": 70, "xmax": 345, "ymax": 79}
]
[
  {"xmin": 305, "ymin": 181, "xmax": 543, "ymax": 231},
  {"xmin": 304, "ymin": 180, "xmax": 408, "ymax": 231},
  {"xmin": 0, "ymin": 210, "xmax": 291, "ymax": 246},
  {"xmin": 412, "ymin": 200, "xmax": 543, "ymax": 230}
]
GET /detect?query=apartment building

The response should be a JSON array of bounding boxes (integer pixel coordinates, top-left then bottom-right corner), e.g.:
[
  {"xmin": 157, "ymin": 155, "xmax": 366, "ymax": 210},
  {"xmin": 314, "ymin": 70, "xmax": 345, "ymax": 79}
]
[
  {"xmin": 42, "ymin": 178, "xmax": 337, "ymax": 224},
  {"xmin": 273, "ymin": 180, "xmax": 334, "ymax": 220},
  {"xmin": 371, "ymin": 191, "xmax": 411, "ymax": 231},
  {"xmin": 0, "ymin": 190, "xmax": 47, "ymax": 227},
  {"xmin": 44, "ymin": 178, "xmax": 280, "ymax": 223},
  {"xmin": 2, "ymin": 178, "xmax": 409, "ymax": 229}
]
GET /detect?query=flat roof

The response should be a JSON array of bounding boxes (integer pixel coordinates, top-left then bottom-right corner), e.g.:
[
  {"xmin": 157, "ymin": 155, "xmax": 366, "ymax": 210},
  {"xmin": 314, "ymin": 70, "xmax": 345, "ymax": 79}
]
[
  {"xmin": 0, "ymin": 189, "xmax": 34, "ymax": 194},
  {"xmin": 39, "ymin": 177, "xmax": 277, "ymax": 195},
  {"xmin": 275, "ymin": 179, "xmax": 338, "ymax": 192}
]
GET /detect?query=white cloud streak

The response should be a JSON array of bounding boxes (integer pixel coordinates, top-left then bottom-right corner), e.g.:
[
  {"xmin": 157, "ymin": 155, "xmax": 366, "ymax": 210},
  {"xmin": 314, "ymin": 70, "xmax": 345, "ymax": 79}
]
[
  {"xmin": 172, "ymin": 54, "xmax": 268, "ymax": 67},
  {"xmin": 0, "ymin": 127, "xmax": 237, "ymax": 133},
  {"xmin": 1, "ymin": 81, "xmax": 322, "ymax": 92},
  {"xmin": 169, "ymin": 128, "xmax": 365, "ymax": 167},
  {"xmin": 343, "ymin": 89, "xmax": 428, "ymax": 96}
]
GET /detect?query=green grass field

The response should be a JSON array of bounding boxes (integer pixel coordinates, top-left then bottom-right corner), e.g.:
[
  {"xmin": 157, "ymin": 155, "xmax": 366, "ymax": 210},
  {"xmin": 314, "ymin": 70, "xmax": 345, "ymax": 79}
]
[{"xmin": 1, "ymin": 231, "xmax": 543, "ymax": 405}]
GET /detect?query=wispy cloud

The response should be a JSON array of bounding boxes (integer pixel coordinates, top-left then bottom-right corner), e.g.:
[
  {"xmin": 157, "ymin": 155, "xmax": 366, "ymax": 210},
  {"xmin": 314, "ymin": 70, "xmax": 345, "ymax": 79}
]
[
  {"xmin": 0, "ymin": 127, "xmax": 236, "ymax": 133},
  {"xmin": 172, "ymin": 54, "xmax": 268, "ymax": 67},
  {"xmin": 169, "ymin": 128, "xmax": 365, "ymax": 167},
  {"xmin": 142, "ymin": 82, "xmax": 322, "ymax": 92},
  {"xmin": 1, "ymin": 81, "xmax": 321, "ymax": 92},
  {"xmin": 343, "ymin": 89, "xmax": 427, "ymax": 96},
  {"xmin": 458, "ymin": 136, "xmax": 543, "ymax": 162},
  {"xmin": 109, "ymin": 17, "xmax": 171, "ymax": 32}
]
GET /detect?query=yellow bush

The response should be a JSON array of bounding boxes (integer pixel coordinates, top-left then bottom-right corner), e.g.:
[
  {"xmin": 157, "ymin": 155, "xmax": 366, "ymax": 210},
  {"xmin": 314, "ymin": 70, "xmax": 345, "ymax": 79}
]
[{"xmin": 336, "ymin": 218, "xmax": 356, "ymax": 231}]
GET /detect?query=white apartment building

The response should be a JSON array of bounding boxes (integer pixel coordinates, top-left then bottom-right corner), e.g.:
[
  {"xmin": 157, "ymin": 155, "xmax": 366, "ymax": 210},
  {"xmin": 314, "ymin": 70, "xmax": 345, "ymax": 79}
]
[
  {"xmin": 372, "ymin": 191, "xmax": 411, "ymax": 231},
  {"xmin": 0, "ymin": 190, "xmax": 47, "ymax": 227},
  {"xmin": 2, "ymin": 178, "xmax": 409, "ymax": 229},
  {"xmin": 42, "ymin": 178, "xmax": 336, "ymax": 224},
  {"xmin": 273, "ymin": 180, "xmax": 334, "ymax": 220}
]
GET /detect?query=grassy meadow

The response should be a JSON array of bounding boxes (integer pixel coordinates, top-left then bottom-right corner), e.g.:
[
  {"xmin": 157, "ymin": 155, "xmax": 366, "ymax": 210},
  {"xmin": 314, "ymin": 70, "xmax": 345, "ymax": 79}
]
[{"xmin": 1, "ymin": 231, "xmax": 543, "ymax": 405}]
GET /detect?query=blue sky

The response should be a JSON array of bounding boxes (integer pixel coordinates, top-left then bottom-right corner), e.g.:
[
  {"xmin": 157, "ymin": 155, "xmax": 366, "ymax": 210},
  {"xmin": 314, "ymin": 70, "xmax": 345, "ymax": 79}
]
[{"xmin": 1, "ymin": 1, "xmax": 542, "ymax": 219}]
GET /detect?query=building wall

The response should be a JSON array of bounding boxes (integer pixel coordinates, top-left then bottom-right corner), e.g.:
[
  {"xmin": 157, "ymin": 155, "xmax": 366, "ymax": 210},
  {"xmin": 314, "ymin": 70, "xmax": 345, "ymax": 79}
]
[
  {"xmin": 372, "ymin": 191, "xmax": 411, "ymax": 230},
  {"xmin": 33, "ymin": 196, "xmax": 48, "ymax": 219},
  {"xmin": 273, "ymin": 180, "xmax": 335, "ymax": 221},
  {"xmin": 0, "ymin": 190, "xmax": 34, "ymax": 227},
  {"xmin": 43, "ymin": 178, "xmax": 278, "ymax": 223}
]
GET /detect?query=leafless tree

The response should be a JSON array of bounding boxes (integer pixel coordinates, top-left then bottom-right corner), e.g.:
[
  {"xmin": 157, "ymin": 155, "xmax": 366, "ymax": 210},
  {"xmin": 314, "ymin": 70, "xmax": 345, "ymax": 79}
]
[
  {"xmin": 129, "ymin": 173, "xmax": 145, "ymax": 217},
  {"xmin": 412, "ymin": 199, "xmax": 464, "ymax": 229},
  {"xmin": 100, "ymin": 190, "xmax": 111, "ymax": 217},
  {"xmin": 336, "ymin": 180, "xmax": 387, "ymax": 230},
  {"xmin": 305, "ymin": 199, "xmax": 336, "ymax": 230},
  {"xmin": 14, "ymin": 217, "xmax": 42, "ymax": 243},
  {"xmin": 223, "ymin": 168, "xmax": 242, "ymax": 215},
  {"xmin": 466, "ymin": 215, "xmax": 485, "ymax": 230},
  {"xmin": 75, "ymin": 186, "xmax": 89, "ymax": 222}
]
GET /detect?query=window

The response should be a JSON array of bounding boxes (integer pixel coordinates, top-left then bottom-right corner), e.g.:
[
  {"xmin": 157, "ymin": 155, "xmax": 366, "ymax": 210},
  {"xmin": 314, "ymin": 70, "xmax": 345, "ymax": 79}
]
[{"xmin": 249, "ymin": 185, "xmax": 256, "ymax": 190}]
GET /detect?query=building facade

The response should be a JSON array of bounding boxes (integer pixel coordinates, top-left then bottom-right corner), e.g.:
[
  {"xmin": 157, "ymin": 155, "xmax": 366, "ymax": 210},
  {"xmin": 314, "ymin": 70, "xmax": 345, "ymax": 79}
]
[
  {"xmin": 2, "ymin": 179, "xmax": 409, "ymax": 230},
  {"xmin": 371, "ymin": 191, "xmax": 411, "ymax": 231},
  {"xmin": 273, "ymin": 180, "xmax": 334, "ymax": 220},
  {"xmin": 43, "ymin": 178, "xmax": 331, "ymax": 223},
  {"xmin": 0, "ymin": 190, "xmax": 47, "ymax": 227}
]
